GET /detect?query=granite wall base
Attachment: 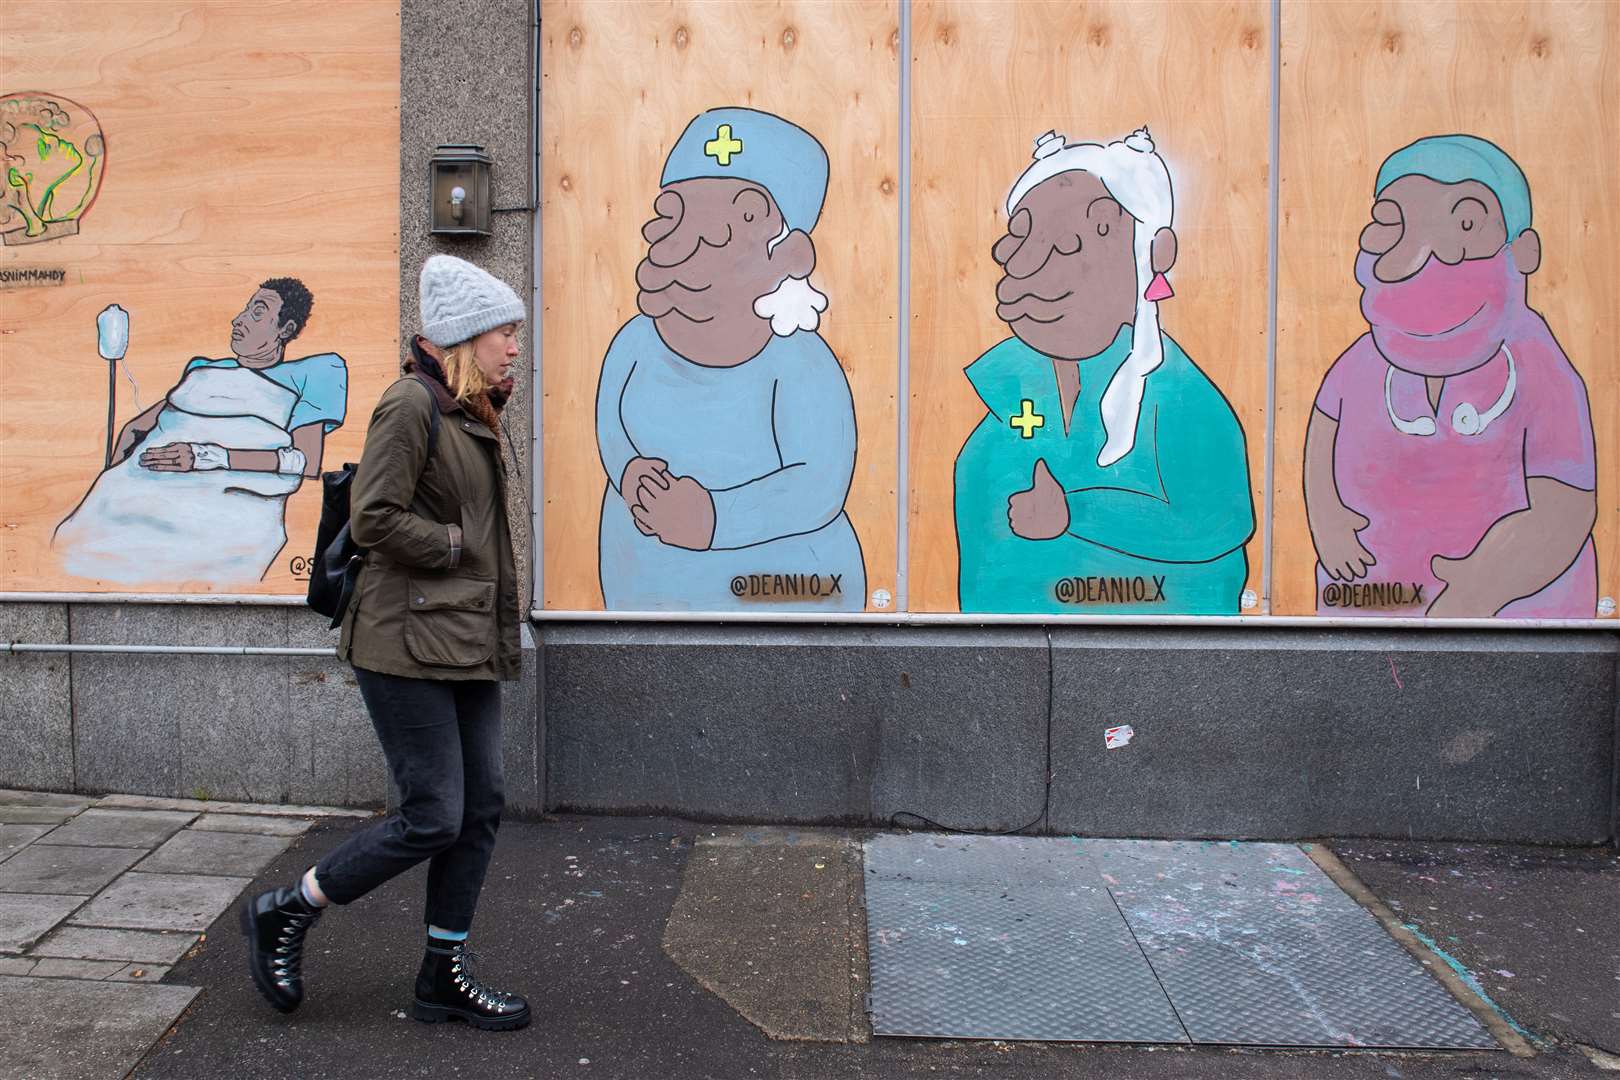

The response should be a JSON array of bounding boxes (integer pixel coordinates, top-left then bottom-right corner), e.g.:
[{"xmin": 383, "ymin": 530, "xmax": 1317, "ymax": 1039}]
[
  {"xmin": 0, "ymin": 604, "xmax": 544, "ymax": 816},
  {"xmin": 542, "ymin": 625, "xmax": 1050, "ymax": 830},
  {"xmin": 540, "ymin": 624, "xmax": 1618, "ymax": 844}
]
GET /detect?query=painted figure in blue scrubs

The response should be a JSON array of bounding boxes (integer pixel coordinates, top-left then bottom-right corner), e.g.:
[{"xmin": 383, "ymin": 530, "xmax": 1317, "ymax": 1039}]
[
  {"xmin": 954, "ymin": 129, "xmax": 1254, "ymax": 614},
  {"xmin": 596, "ymin": 108, "xmax": 865, "ymax": 611}
]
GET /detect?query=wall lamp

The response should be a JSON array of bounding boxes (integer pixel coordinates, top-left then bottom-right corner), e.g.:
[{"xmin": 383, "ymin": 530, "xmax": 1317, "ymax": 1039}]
[{"xmin": 428, "ymin": 144, "xmax": 493, "ymax": 236}]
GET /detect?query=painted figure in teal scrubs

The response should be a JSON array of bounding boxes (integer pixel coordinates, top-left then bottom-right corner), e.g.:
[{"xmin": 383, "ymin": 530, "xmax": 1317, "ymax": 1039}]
[{"xmin": 954, "ymin": 128, "xmax": 1254, "ymax": 614}]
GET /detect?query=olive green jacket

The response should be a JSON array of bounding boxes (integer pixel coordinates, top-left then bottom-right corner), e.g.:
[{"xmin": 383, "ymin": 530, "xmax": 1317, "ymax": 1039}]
[{"xmin": 338, "ymin": 375, "xmax": 521, "ymax": 681}]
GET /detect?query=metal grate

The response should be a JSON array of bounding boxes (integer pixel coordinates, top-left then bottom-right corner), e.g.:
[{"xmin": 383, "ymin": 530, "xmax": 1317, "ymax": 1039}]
[{"xmin": 864, "ymin": 834, "xmax": 1497, "ymax": 1050}]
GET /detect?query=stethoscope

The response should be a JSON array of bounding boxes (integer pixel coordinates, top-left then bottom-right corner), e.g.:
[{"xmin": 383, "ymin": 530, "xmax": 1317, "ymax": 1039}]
[{"xmin": 1384, "ymin": 344, "xmax": 1516, "ymax": 437}]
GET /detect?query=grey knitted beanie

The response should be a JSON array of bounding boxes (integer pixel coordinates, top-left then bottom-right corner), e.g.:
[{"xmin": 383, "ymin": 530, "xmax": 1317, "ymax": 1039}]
[{"xmin": 418, "ymin": 254, "xmax": 525, "ymax": 347}]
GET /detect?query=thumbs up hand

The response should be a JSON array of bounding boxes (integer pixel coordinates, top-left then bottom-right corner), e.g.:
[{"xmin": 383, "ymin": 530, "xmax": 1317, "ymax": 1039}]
[{"xmin": 1007, "ymin": 458, "xmax": 1069, "ymax": 540}]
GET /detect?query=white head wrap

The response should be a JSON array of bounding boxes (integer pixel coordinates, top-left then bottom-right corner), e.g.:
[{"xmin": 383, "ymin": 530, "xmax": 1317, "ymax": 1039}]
[{"xmin": 1006, "ymin": 127, "xmax": 1174, "ymax": 467}]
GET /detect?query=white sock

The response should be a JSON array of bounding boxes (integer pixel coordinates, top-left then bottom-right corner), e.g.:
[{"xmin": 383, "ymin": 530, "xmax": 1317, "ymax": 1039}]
[{"xmin": 300, "ymin": 867, "xmax": 330, "ymax": 908}]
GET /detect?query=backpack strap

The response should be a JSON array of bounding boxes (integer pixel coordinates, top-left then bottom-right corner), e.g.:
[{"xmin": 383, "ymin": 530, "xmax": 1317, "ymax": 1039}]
[{"xmin": 411, "ymin": 373, "xmax": 442, "ymax": 460}]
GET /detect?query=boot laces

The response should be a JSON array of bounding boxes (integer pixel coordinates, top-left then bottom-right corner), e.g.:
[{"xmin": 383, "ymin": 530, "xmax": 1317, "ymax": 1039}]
[
  {"xmin": 271, "ymin": 909, "xmax": 318, "ymax": 976},
  {"xmin": 453, "ymin": 947, "xmax": 511, "ymax": 1007}
]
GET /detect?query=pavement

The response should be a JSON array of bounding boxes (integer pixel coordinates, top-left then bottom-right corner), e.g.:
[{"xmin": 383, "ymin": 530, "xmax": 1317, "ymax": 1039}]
[{"xmin": 0, "ymin": 789, "xmax": 1614, "ymax": 1079}]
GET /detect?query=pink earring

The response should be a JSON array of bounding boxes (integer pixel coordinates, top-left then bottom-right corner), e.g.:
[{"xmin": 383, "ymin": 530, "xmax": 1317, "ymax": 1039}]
[{"xmin": 1144, "ymin": 272, "xmax": 1174, "ymax": 302}]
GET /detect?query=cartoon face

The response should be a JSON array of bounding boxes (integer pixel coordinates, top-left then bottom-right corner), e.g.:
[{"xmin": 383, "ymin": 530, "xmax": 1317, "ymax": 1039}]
[
  {"xmin": 231, "ymin": 287, "xmax": 290, "ymax": 362},
  {"xmin": 635, "ymin": 177, "xmax": 813, "ymax": 367},
  {"xmin": 1360, "ymin": 175, "xmax": 1510, "ymax": 282},
  {"xmin": 993, "ymin": 171, "xmax": 1140, "ymax": 361}
]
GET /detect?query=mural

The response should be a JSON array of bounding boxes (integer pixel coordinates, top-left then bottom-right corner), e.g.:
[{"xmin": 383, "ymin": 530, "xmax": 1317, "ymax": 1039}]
[
  {"xmin": 53, "ymin": 278, "xmax": 349, "ymax": 584},
  {"xmin": 594, "ymin": 107, "xmax": 866, "ymax": 611},
  {"xmin": 1303, "ymin": 135, "xmax": 1598, "ymax": 618},
  {"xmin": 953, "ymin": 128, "xmax": 1255, "ymax": 614},
  {"xmin": 0, "ymin": 92, "xmax": 105, "ymax": 246}
]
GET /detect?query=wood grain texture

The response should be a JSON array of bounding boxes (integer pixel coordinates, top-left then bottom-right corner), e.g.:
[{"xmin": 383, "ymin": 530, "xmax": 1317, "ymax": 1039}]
[
  {"xmin": 0, "ymin": 1, "xmax": 401, "ymax": 594},
  {"xmin": 539, "ymin": 0, "xmax": 901, "ymax": 612},
  {"xmin": 907, "ymin": 0, "xmax": 1271, "ymax": 613},
  {"xmin": 1275, "ymin": 0, "xmax": 1619, "ymax": 616}
]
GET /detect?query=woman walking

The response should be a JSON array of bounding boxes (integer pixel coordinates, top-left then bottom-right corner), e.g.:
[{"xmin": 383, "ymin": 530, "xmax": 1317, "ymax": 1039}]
[{"xmin": 242, "ymin": 254, "xmax": 529, "ymax": 1030}]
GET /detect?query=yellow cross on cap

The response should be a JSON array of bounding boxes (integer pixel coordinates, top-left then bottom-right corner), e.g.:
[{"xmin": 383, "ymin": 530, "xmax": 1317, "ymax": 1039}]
[
  {"xmin": 704, "ymin": 123, "xmax": 743, "ymax": 166},
  {"xmin": 1010, "ymin": 399, "xmax": 1044, "ymax": 438}
]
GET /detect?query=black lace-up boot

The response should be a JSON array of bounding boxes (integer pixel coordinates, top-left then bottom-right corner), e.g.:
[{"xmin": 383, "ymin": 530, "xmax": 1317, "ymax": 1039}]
[
  {"xmin": 240, "ymin": 886, "xmax": 323, "ymax": 1012},
  {"xmin": 412, "ymin": 938, "xmax": 531, "ymax": 1030}
]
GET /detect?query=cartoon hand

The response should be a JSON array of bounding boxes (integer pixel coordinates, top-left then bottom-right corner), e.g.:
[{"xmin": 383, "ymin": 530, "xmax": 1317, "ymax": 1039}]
[
  {"xmin": 138, "ymin": 443, "xmax": 197, "ymax": 473},
  {"xmin": 621, "ymin": 457, "xmax": 670, "ymax": 534},
  {"xmin": 1312, "ymin": 504, "xmax": 1375, "ymax": 581},
  {"xmin": 632, "ymin": 472, "xmax": 715, "ymax": 551},
  {"xmin": 1007, "ymin": 458, "xmax": 1069, "ymax": 540},
  {"xmin": 1427, "ymin": 554, "xmax": 1494, "ymax": 617}
]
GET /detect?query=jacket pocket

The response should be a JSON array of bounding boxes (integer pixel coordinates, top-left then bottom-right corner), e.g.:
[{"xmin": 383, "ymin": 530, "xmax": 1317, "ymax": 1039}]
[{"xmin": 404, "ymin": 575, "xmax": 496, "ymax": 668}]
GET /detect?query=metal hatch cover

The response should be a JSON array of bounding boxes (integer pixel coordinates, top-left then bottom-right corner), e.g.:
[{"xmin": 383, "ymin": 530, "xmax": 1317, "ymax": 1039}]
[{"xmin": 863, "ymin": 833, "xmax": 1496, "ymax": 1050}]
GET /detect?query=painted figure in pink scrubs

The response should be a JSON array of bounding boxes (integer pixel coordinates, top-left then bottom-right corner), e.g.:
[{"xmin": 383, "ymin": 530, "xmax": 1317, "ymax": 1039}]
[{"xmin": 1303, "ymin": 135, "xmax": 1597, "ymax": 618}]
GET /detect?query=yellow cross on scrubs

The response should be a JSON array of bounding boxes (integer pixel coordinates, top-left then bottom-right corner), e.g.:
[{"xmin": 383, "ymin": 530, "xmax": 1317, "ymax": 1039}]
[{"xmin": 1010, "ymin": 399, "xmax": 1044, "ymax": 438}]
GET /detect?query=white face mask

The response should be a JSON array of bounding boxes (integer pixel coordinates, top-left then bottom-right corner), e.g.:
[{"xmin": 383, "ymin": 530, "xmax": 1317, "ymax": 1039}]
[{"xmin": 1384, "ymin": 344, "xmax": 1517, "ymax": 438}]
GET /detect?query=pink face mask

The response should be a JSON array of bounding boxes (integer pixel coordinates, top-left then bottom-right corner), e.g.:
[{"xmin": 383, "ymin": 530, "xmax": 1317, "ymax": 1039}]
[{"xmin": 1357, "ymin": 247, "xmax": 1524, "ymax": 376}]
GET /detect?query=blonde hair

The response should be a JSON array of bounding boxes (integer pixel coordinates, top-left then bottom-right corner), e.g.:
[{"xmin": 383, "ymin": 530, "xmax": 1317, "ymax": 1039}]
[{"xmin": 439, "ymin": 341, "xmax": 494, "ymax": 404}]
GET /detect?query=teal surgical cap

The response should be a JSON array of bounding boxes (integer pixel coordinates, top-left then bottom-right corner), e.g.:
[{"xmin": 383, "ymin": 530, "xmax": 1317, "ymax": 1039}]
[{"xmin": 1374, "ymin": 134, "xmax": 1532, "ymax": 238}]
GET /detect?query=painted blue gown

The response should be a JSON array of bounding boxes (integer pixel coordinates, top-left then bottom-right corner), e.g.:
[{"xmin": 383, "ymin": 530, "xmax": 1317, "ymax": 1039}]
[{"xmin": 594, "ymin": 316, "xmax": 865, "ymax": 611}]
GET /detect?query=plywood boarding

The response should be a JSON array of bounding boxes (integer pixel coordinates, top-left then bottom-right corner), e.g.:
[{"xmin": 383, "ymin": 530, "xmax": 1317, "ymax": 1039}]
[
  {"xmin": 1275, "ymin": 0, "xmax": 1619, "ymax": 616},
  {"xmin": 539, "ymin": 0, "xmax": 900, "ymax": 612},
  {"xmin": 0, "ymin": 1, "xmax": 401, "ymax": 594},
  {"xmin": 908, "ymin": 0, "xmax": 1271, "ymax": 613}
]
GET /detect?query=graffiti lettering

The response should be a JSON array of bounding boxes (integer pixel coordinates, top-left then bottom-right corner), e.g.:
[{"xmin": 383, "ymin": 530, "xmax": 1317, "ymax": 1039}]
[
  {"xmin": 1053, "ymin": 575, "xmax": 1167, "ymax": 605},
  {"xmin": 0, "ymin": 267, "xmax": 66, "ymax": 288},
  {"xmin": 1319, "ymin": 581, "xmax": 1426, "ymax": 609},
  {"xmin": 730, "ymin": 573, "xmax": 843, "ymax": 601}
]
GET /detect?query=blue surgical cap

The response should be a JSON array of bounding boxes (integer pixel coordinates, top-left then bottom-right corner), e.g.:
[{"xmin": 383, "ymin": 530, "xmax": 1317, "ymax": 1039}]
[
  {"xmin": 661, "ymin": 108, "xmax": 829, "ymax": 234},
  {"xmin": 1374, "ymin": 134, "xmax": 1532, "ymax": 238}
]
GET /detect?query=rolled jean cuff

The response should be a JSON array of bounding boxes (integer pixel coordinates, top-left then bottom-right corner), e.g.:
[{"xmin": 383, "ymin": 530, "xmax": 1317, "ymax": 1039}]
[
  {"xmin": 422, "ymin": 911, "xmax": 474, "ymax": 935},
  {"xmin": 307, "ymin": 856, "xmax": 368, "ymax": 907}
]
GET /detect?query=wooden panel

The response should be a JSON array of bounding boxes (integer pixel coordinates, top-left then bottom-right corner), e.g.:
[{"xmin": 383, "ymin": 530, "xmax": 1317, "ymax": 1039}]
[
  {"xmin": 540, "ymin": 0, "xmax": 901, "ymax": 612},
  {"xmin": 909, "ymin": 0, "xmax": 1271, "ymax": 613},
  {"xmin": 1276, "ymin": 0, "xmax": 1619, "ymax": 617},
  {"xmin": 0, "ymin": 1, "xmax": 401, "ymax": 594}
]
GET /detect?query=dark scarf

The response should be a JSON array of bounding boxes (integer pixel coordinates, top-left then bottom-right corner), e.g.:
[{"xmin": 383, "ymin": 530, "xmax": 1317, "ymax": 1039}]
[{"xmin": 405, "ymin": 338, "xmax": 513, "ymax": 435}]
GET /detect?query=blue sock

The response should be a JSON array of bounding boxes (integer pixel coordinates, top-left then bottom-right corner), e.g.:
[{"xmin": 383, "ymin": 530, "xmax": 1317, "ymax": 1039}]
[{"xmin": 427, "ymin": 925, "xmax": 468, "ymax": 942}]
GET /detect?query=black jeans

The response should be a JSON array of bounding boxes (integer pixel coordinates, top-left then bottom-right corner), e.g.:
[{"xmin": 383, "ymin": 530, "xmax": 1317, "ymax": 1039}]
[{"xmin": 315, "ymin": 667, "xmax": 504, "ymax": 933}]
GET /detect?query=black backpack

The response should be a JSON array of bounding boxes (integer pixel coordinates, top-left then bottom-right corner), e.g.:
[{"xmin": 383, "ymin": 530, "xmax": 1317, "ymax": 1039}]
[{"xmin": 307, "ymin": 375, "xmax": 441, "ymax": 628}]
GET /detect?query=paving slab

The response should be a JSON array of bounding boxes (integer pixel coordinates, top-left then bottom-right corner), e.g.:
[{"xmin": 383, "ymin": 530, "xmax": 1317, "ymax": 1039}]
[
  {"xmin": 0, "ymin": 822, "xmax": 54, "ymax": 863},
  {"xmin": 0, "ymin": 844, "xmax": 144, "ymax": 895},
  {"xmin": 72, "ymin": 872, "xmax": 251, "ymax": 932},
  {"xmin": 43, "ymin": 809, "xmax": 195, "ymax": 849},
  {"xmin": 664, "ymin": 829, "xmax": 868, "ymax": 1042},
  {"xmin": 98, "ymin": 793, "xmax": 371, "ymax": 818},
  {"xmin": 29, "ymin": 957, "xmax": 128, "ymax": 979},
  {"xmin": 108, "ymin": 963, "xmax": 171, "ymax": 983},
  {"xmin": 0, "ymin": 892, "xmax": 84, "ymax": 951},
  {"xmin": 0, "ymin": 805, "xmax": 81, "ymax": 825},
  {"xmin": 0, "ymin": 789, "xmax": 92, "ymax": 809},
  {"xmin": 28, "ymin": 926, "xmax": 199, "ymax": 965},
  {"xmin": 190, "ymin": 813, "xmax": 313, "ymax": 837},
  {"xmin": 136, "ymin": 829, "xmax": 293, "ymax": 877},
  {"xmin": 0, "ymin": 975, "xmax": 199, "ymax": 1080}
]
